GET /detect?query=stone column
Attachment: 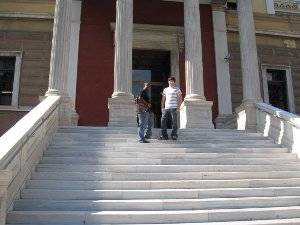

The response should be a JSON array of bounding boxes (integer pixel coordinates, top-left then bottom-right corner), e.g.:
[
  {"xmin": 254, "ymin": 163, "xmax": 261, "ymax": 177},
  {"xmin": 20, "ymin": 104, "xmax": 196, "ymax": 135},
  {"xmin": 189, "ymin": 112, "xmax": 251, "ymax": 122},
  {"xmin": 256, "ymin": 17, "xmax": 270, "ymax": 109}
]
[
  {"xmin": 67, "ymin": 0, "xmax": 82, "ymax": 125},
  {"xmin": 212, "ymin": 1, "xmax": 234, "ymax": 128},
  {"xmin": 180, "ymin": 0, "xmax": 213, "ymax": 128},
  {"xmin": 46, "ymin": 0, "xmax": 76, "ymax": 126},
  {"xmin": 236, "ymin": 0, "xmax": 262, "ymax": 131},
  {"xmin": 108, "ymin": 0, "xmax": 136, "ymax": 127}
]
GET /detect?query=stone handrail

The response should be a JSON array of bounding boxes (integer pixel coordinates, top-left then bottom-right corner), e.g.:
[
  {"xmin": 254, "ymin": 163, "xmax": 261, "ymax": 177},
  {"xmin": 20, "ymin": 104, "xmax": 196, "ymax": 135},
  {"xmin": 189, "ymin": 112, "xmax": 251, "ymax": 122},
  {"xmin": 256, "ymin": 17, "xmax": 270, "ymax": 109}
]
[
  {"xmin": 256, "ymin": 102, "xmax": 300, "ymax": 156},
  {"xmin": 0, "ymin": 96, "xmax": 61, "ymax": 225}
]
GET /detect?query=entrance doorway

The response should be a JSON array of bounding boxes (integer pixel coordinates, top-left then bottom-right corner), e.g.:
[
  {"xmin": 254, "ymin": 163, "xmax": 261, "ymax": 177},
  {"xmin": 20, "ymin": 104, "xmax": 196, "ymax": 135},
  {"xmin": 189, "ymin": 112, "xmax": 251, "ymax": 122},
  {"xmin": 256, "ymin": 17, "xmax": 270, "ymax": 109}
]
[{"xmin": 132, "ymin": 49, "xmax": 170, "ymax": 128}]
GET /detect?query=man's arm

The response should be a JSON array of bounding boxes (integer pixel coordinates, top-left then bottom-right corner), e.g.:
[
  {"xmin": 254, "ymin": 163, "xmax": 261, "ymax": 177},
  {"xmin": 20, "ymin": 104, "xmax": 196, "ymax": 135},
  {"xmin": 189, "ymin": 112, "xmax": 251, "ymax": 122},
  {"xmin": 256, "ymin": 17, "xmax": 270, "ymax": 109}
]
[
  {"xmin": 161, "ymin": 95, "xmax": 166, "ymax": 109},
  {"xmin": 177, "ymin": 92, "xmax": 183, "ymax": 111}
]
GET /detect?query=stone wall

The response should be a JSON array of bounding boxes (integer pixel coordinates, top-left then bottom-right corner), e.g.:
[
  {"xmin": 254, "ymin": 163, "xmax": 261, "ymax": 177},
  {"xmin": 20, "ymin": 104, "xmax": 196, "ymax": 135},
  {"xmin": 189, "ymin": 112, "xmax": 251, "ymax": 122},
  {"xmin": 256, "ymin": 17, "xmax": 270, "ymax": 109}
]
[
  {"xmin": 0, "ymin": 30, "xmax": 52, "ymax": 136},
  {"xmin": 227, "ymin": 11, "xmax": 300, "ymax": 114},
  {"xmin": 228, "ymin": 33, "xmax": 300, "ymax": 114},
  {"xmin": 0, "ymin": 110, "xmax": 28, "ymax": 136},
  {"xmin": 0, "ymin": 30, "xmax": 52, "ymax": 106}
]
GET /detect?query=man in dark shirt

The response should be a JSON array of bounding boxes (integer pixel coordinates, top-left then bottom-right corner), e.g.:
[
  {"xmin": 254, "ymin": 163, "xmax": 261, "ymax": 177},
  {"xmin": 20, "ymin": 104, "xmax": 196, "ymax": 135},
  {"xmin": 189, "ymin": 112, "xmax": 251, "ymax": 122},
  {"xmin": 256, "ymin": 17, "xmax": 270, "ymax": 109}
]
[{"xmin": 136, "ymin": 82, "xmax": 151, "ymax": 143}]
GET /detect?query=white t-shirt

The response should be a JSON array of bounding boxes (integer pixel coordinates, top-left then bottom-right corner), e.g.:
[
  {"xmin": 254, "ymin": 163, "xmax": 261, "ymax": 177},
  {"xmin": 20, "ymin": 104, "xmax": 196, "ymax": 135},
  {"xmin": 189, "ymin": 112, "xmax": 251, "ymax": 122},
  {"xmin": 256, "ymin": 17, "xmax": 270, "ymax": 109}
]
[{"xmin": 163, "ymin": 86, "xmax": 182, "ymax": 109}]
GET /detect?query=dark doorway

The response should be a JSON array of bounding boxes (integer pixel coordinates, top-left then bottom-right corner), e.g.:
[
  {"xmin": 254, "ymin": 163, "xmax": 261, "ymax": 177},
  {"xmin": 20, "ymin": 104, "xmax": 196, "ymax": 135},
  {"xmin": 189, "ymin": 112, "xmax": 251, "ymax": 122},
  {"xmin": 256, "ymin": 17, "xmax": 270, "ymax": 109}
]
[
  {"xmin": 266, "ymin": 69, "xmax": 288, "ymax": 111},
  {"xmin": 132, "ymin": 49, "xmax": 170, "ymax": 128}
]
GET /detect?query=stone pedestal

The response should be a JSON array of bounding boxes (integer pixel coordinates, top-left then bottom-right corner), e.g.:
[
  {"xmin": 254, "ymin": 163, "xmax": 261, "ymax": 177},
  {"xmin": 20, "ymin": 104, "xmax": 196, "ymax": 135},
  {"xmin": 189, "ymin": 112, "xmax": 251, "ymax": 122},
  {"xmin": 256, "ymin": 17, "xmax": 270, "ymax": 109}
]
[
  {"xmin": 180, "ymin": 100, "xmax": 214, "ymax": 128},
  {"xmin": 108, "ymin": 96, "xmax": 136, "ymax": 127},
  {"xmin": 215, "ymin": 114, "xmax": 236, "ymax": 129},
  {"xmin": 236, "ymin": 100, "xmax": 257, "ymax": 132}
]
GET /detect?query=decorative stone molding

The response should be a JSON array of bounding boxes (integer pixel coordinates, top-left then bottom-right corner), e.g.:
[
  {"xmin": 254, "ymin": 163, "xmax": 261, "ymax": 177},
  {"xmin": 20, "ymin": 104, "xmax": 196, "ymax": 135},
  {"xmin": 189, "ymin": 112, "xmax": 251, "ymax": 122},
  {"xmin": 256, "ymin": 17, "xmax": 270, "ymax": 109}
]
[
  {"xmin": 274, "ymin": 0, "xmax": 300, "ymax": 13},
  {"xmin": 110, "ymin": 23, "xmax": 184, "ymax": 51}
]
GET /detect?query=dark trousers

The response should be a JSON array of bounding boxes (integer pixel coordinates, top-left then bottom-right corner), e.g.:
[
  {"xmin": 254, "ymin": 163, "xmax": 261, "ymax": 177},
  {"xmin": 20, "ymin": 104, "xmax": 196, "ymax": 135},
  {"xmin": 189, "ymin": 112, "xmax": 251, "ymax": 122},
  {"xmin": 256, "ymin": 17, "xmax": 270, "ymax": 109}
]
[{"xmin": 161, "ymin": 108, "xmax": 177, "ymax": 138}]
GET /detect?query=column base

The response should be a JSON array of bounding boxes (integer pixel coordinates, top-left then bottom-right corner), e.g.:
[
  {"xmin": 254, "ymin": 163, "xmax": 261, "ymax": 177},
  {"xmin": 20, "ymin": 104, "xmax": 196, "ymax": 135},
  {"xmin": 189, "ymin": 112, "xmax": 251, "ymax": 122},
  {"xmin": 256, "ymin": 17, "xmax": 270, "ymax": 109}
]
[
  {"xmin": 59, "ymin": 96, "xmax": 78, "ymax": 126},
  {"xmin": 40, "ymin": 95, "xmax": 78, "ymax": 126},
  {"xmin": 108, "ymin": 96, "xmax": 136, "ymax": 127},
  {"xmin": 235, "ymin": 100, "xmax": 258, "ymax": 132},
  {"xmin": 180, "ymin": 99, "xmax": 214, "ymax": 129},
  {"xmin": 215, "ymin": 114, "xmax": 236, "ymax": 129}
]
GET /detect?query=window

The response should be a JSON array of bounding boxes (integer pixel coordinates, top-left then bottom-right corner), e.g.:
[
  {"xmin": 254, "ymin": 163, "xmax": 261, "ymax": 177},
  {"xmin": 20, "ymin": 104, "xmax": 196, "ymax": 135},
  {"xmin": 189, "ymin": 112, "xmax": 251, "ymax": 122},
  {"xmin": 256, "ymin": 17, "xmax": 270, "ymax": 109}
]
[
  {"xmin": 0, "ymin": 52, "xmax": 22, "ymax": 107},
  {"xmin": 261, "ymin": 65, "xmax": 295, "ymax": 113},
  {"xmin": 226, "ymin": 0, "xmax": 237, "ymax": 10}
]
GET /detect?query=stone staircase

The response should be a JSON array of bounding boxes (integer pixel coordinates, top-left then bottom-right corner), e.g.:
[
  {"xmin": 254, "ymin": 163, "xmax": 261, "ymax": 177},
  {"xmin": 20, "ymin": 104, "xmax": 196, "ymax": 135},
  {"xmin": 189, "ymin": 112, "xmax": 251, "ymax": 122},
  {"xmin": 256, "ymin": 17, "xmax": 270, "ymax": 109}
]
[{"xmin": 6, "ymin": 127, "xmax": 300, "ymax": 224}]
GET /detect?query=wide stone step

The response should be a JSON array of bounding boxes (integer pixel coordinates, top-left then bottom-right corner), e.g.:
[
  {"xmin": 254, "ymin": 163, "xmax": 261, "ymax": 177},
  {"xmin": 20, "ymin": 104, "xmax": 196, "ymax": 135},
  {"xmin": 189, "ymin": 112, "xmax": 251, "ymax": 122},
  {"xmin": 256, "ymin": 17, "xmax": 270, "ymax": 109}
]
[
  {"xmin": 47, "ymin": 146, "xmax": 288, "ymax": 153},
  {"xmin": 31, "ymin": 171, "xmax": 300, "ymax": 181},
  {"xmin": 6, "ymin": 206, "xmax": 300, "ymax": 224},
  {"xmin": 40, "ymin": 156, "xmax": 298, "ymax": 165},
  {"xmin": 57, "ymin": 127, "xmax": 260, "ymax": 134},
  {"xmin": 53, "ymin": 135, "xmax": 269, "ymax": 141},
  {"xmin": 36, "ymin": 164, "xmax": 300, "ymax": 173},
  {"xmin": 43, "ymin": 150, "xmax": 295, "ymax": 159},
  {"xmin": 20, "ymin": 187, "xmax": 300, "ymax": 200},
  {"xmin": 50, "ymin": 141, "xmax": 279, "ymax": 148},
  {"xmin": 26, "ymin": 178, "xmax": 300, "ymax": 190},
  {"xmin": 6, "ymin": 218, "xmax": 300, "ymax": 225},
  {"xmin": 13, "ymin": 196, "xmax": 300, "ymax": 211}
]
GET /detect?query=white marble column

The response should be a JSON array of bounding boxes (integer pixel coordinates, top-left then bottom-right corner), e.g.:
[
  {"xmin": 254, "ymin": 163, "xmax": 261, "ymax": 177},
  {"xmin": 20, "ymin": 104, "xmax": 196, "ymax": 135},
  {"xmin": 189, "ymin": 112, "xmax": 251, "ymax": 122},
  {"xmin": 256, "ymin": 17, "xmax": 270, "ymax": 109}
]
[
  {"xmin": 46, "ymin": 0, "xmax": 75, "ymax": 126},
  {"xmin": 180, "ymin": 0, "xmax": 213, "ymax": 128},
  {"xmin": 212, "ymin": 2, "xmax": 234, "ymax": 128},
  {"xmin": 67, "ymin": 0, "xmax": 82, "ymax": 125},
  {"xmin": 108, "ymin": 0, "xmax": 136, "ymax": 127},
  {"xmin": 236, "ymin": 0, "xmax": 262, "ymax": 131}
]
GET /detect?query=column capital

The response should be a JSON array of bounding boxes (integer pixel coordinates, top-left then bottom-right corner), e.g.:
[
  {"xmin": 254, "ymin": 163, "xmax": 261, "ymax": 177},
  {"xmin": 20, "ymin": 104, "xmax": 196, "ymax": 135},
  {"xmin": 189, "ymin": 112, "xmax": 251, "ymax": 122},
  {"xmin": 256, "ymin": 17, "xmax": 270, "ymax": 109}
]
[{"xmin": 211, "ymin": 0, "xmax": 226, "ymax": 11}]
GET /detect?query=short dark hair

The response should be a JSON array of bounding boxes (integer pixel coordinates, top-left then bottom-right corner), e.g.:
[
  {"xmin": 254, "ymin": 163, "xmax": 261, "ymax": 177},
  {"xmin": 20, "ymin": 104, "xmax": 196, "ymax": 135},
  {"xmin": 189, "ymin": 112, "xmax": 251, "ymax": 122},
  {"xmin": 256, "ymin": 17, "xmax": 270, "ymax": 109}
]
[{"xmin": 168, "ymin": 77, "xmax": 176, "ymax": 82}]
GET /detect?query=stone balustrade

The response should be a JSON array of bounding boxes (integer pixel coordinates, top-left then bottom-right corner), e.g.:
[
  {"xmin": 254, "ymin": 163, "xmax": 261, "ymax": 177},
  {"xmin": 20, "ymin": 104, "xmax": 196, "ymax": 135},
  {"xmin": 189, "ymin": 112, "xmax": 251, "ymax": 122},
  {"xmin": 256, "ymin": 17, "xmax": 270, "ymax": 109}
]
[
  {"xmin": 0, "ymin": 96, "xmax": 61, "ymax": 225},
  {"xmin": 256, "ymin": 103, "xmax": 300, "ymax": 156}
]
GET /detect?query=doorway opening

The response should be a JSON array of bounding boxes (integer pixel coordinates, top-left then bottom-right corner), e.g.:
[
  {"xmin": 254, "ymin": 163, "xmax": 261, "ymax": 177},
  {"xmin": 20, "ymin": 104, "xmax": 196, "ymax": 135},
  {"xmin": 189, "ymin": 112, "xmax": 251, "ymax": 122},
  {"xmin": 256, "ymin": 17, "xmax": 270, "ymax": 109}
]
[{"xmin": 132, "ymin": 49, "xmax": 170, "ymax": 128}]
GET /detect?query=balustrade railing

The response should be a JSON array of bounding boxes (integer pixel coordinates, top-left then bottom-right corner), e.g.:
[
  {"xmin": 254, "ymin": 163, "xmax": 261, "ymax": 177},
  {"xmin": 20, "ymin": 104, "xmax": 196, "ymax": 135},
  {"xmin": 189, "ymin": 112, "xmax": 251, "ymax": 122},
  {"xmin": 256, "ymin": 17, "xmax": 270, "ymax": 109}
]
[
  {"xmin": 0, "ymin": 96, "xmax": 61, "ymax": 225},
  {"xmin": 256, "ymin": 103, "xmax": 300, "ymax": 156}
]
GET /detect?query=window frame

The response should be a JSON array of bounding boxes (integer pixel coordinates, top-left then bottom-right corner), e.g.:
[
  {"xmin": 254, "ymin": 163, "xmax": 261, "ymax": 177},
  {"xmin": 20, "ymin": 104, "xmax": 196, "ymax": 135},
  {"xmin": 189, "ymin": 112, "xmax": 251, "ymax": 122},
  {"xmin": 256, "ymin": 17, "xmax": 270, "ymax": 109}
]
[
  {"xmin": 261, "ymin": 64, "xmax": 295, "ymax": 113},
  {"xmin": 0, "ymin": 51, "xmax": 22, "ymax": 108}
]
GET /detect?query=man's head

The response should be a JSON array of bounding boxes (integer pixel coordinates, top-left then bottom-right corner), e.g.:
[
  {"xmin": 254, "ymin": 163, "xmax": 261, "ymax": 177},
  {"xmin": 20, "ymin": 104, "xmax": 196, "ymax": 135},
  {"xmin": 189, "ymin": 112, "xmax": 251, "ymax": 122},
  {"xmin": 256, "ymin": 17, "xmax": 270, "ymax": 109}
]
[{"xmin": 168, "ymin": 77, "xmax": 176, "ymax": 87}]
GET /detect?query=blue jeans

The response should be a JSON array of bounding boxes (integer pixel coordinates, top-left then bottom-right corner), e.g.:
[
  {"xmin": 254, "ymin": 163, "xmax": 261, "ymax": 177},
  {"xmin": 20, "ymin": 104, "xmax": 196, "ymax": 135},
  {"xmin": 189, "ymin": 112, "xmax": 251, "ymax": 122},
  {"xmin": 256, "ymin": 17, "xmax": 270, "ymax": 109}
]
[
  {"xmin": 137, "ymin": 111, "xmax": 149, "ymax": 141},
  {"xmin": 161, "ymin": 108, "xmax": 177, "ymax": 138}
]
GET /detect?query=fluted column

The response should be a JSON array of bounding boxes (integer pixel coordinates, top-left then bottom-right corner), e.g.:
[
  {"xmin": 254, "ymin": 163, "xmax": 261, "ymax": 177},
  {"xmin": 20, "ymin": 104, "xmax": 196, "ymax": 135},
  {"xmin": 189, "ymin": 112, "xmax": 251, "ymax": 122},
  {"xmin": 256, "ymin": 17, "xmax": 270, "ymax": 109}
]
[
  {"xmin": 108, "ymin": 0, "xmax": 136, "ymax": 127},
  {"xmin": 236, "ymin": 0, "xmax": 262, "ymax": 131},
  {"xmin": 46, "ymin": 0, "xmax": 71, "ymax": 96},
  {"xmin": 184, "ymin": 0, "xmax": 205, "ymax": 100},
  {"xmin": 180, "ymin": 0, "xmax": 213, "ymax": 128},
  {"xmin": 212, "ymin": 1, "xmax": 234, "ymax": 128},
  {"xmin": 46, "ymin": 0, "xmax": 76, "ymax": 126}
]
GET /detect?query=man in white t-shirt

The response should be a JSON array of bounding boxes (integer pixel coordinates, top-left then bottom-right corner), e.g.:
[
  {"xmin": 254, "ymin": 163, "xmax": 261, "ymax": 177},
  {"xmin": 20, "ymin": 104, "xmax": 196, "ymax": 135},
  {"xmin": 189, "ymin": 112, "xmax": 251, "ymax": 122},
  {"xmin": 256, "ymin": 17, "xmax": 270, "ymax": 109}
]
[{"xmin": 160, "ymin": 77, "xmax": 182, "ymax": 140}]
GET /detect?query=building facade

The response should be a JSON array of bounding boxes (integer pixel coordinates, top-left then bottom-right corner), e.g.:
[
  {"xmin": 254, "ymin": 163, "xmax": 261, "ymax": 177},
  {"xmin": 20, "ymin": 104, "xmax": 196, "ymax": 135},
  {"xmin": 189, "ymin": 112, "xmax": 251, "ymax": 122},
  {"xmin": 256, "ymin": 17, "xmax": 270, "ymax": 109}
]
[{"xmin": 0, "ymin": 0, "xmax": 300, "ymax": 135}]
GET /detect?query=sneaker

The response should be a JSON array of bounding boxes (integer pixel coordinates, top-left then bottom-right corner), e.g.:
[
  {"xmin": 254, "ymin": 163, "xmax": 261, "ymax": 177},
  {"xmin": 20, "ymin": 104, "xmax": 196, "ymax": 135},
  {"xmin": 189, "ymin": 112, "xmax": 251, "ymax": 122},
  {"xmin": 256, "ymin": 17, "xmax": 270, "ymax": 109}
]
[
  {"xmin": 139, "ymin": 139, "xmax": 150, "ymax": 143},
  {"xmin": 144, "ymin": 135, "xmax": 151, "ymax": 139},
  {"xmin": 159, "ymin": 136, "xmax": 169, "ymax": 140},
  {"xmin": 171, "ymin": 135, "xmax": 178, "ymax": 140}
]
